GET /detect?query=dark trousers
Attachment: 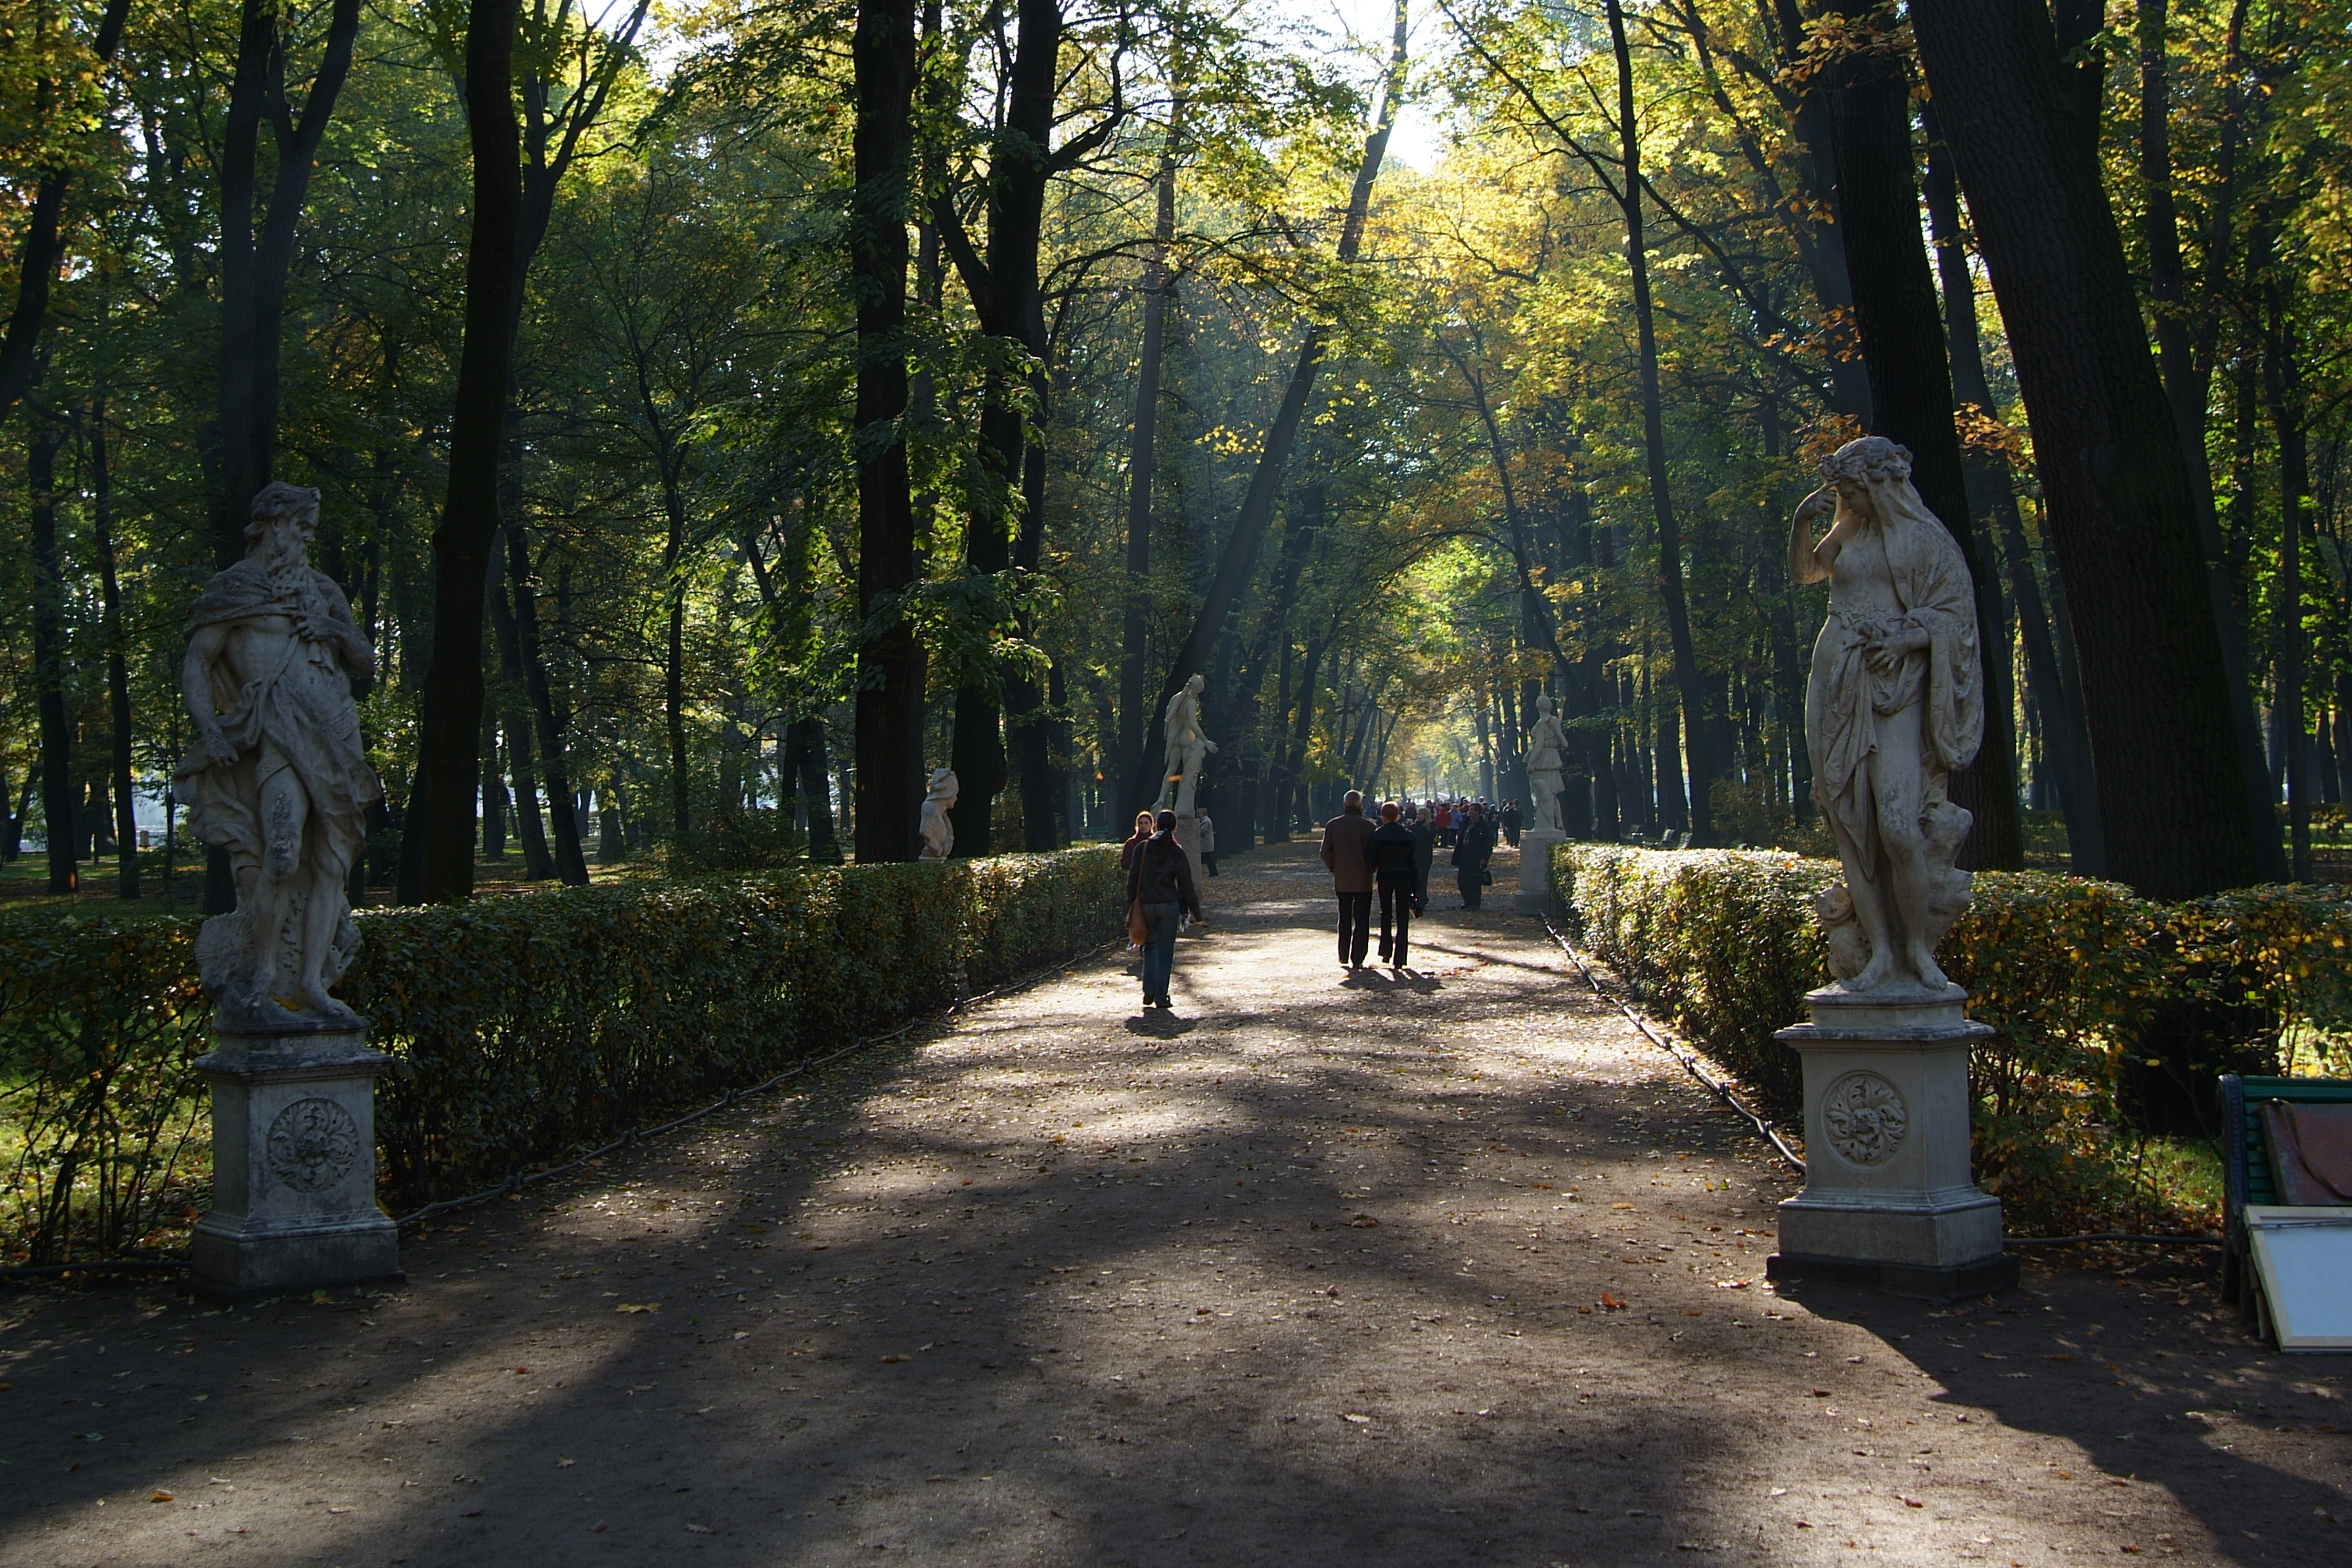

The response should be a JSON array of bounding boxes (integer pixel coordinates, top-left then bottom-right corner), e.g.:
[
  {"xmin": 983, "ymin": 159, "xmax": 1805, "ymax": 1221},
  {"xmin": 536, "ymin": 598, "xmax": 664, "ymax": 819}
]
[
  {"xmin": 1377, "ymin": 880, "xmax": 1417, "ymax": 966},
  {"xmin": 1202, "ymin": 852, "xmax": 1218, "ymax": 876},
  {"xmin": 1458, "ymin": 863, "xmax": 1486, "ymax": 910},
  {"xmin": 1335, "ymin": 891, "xmax": 1373, "ymax": 965}
]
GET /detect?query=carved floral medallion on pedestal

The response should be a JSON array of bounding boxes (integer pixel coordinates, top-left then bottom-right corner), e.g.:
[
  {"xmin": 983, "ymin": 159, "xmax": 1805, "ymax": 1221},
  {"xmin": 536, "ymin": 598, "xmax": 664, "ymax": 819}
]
[
  {"xmin": 1822, "ymin": 1071, "xmax": 1909, "ymax": 1168},
  {"xmin": 267, "ymin": 1097, "xmax": 361, "ymax": 1192}
]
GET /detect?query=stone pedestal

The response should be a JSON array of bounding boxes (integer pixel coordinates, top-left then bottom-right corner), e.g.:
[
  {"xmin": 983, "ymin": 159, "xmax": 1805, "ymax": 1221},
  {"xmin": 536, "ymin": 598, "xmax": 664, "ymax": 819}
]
[
  {"xmin": 1766, "ymin": 985, "xmax": 2018, "ymax": 1301},
  {"xmin": 1172, "ymin": 815, "xmax": 1206, "ymax": 895},
  {"xmin": 1514, "ymin": 827, "xmax": 1566, "ymax": 915},
  {"xmin": 191, "ymin": 1020, "xmax": 402, "ymax": 1303}
]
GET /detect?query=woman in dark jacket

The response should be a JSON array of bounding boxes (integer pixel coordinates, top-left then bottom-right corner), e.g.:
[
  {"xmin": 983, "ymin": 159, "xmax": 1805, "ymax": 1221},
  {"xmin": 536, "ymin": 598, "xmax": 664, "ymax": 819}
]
[
  {"xmin": 1118, "ymin": 810, "xmax": 1155, "ymax": 871},
  {"xmin": 1125, "ymin": 810, "xmax": 1205, "ymax": 1009},
  {"xmin": 1366, "ymin": 801, "xmax": 1422, "ymax": 969}
]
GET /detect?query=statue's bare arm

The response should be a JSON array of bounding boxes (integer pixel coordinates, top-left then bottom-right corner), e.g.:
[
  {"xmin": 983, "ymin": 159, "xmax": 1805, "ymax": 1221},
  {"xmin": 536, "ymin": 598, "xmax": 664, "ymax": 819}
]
[
  {"xmin": 1790, "ymin": 485, "xmax": 1850, "ymax": 586},
  {"xmin": 303, "ymin": 581, "xmax": 376, "ymax": 681},
  {"xmin": 182, "ymin": 624, "xmax": 238, "ymax": 767}
]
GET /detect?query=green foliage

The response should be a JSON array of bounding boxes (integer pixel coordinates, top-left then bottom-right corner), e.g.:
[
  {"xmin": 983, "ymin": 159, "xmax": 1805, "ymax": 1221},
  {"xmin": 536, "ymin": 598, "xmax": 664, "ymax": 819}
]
[
  {"xmin": 0, "ymin": 847, "xmax": 1121, "ymax": 1262},
  {"xmin": 1552, "ymin": 843, "xmax": 2352, "ymax": 1236}
]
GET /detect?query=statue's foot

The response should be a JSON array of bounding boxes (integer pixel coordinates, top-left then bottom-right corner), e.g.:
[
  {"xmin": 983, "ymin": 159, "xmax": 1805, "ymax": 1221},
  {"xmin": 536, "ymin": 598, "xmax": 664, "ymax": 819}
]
[
  {"xmin": 1907, "ymin": 947, "xmax": 1951, "ymax": 991},
  {"xmin": 299, "ymin": 979, "xmax": 357, "ymax": 1020},
  {"xmin": 1846, "ymin": 953, "xmax": 1894, "ymax": 993}
]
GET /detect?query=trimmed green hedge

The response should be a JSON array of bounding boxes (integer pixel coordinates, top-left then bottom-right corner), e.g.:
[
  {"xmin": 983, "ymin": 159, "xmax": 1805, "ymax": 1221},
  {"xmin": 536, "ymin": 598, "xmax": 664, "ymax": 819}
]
[
  {"xmin": 1552, "ymin": 843, "xmax": 2351, "ymax": 1234},
  {"xmin": 1, "ymin": 846, "xmax": 1122, "ymax": 1263}
]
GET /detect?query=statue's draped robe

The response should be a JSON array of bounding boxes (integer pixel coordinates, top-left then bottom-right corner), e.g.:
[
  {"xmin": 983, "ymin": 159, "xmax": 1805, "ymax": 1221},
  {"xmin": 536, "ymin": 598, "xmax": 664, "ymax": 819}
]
[
  {"xmin": 177, "ymin": 559, "xmax": 383, "ymax": 891},
  {"xmin": 1805, "ymin": 510, "xmax": 1983, "ymax": 878}
]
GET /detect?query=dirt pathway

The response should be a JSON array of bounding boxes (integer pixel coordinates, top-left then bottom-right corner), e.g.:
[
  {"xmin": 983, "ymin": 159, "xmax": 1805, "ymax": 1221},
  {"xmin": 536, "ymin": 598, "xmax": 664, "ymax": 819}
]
[{"xmin": 2, "ymin": 841, "xmax": 2344, "ymax": 1566}]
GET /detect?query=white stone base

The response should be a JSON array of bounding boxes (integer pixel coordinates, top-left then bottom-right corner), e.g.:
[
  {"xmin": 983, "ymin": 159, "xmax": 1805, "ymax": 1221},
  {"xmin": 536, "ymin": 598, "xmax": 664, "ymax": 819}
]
[
  {"xmin": 1514, "ymin": 828, "xmax": 1566, "ymax": 915},
  {"xmin": 191, "ymin": 1022, "xmax": 401, "ymax": 1302},
  {"xmin": 1766, "ymin": 985, "xmax": 2016, "ymax": 1301}
]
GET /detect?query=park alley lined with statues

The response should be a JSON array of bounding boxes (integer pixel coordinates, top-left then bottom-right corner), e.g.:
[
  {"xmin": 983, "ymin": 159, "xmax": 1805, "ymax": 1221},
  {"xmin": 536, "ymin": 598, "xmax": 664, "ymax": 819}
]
[{"xmin": 3, "ymin": 842, "xmax": 2343, "ymax": 1566}]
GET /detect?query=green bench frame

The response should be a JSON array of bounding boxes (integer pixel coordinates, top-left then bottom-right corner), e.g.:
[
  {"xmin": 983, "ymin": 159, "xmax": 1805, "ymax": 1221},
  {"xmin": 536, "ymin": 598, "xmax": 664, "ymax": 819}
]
[{"xmin": 2221, "ymin": 1074, "xmax": 2352, "ymax": 1313}]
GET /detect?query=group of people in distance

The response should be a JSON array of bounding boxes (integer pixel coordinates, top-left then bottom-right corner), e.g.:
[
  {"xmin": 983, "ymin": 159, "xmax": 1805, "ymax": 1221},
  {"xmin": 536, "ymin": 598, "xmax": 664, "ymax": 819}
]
[
  {"xmin": 1117, "ymin": 790, "xmax": 1510, "ymax": 1013},
  {"xmin": 1319, "ymin": 791, "xmax": 1498, "ymax": 971}
]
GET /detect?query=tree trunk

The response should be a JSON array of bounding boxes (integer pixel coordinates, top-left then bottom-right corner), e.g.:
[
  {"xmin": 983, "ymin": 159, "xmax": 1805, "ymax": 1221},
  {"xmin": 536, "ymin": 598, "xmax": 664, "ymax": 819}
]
[
  {"xmin": 1122, "ymin": 0, "xmax": 1407, "ymax": 815},
  {"xmin": 486, "ymin": 558, "xmax": 556, "ymax": 878},
  {"xmin": 1921, "ymin": 116, "xmax": 2103, "ymax": 873},
  {"xmin": 1118, "ymin": 102, "xmax": 1183, "ymax": 785},
  {"xmin": 212, "ymin": 0, "xmax": 363, "ymax": 567},
  {"xmin": 412, "ymin": 0, "xmax": 523, "ymax": 901},
  {"xmin": 2263, "ymin": 268, "xmax": 2312, "ymax": 881},
  {"xmin": 502, "ymin": 516, "xmax": 587, "ymax": 882},
  {"xmin": 2132, "ymin": 0, "xmax": 2280, "ymax": 883},
  {"xmin": 1605, "ymin": 0, "xmax": 1712, "ymax": 845},
  {"xmin": 28, "ymin": 425, "xmax": 74, "ymax": 894},
  {"xmin": 87, "ymin": 402, "xmax": 139, "ymax": 896},
  {"xmin": 0, "ymin": 0, "xmax": 132, "ymax": 423},
  {"xmin": 1765, "ymin": 0, "xmax": 1874, "ymax": 424},
  {"xmin": 1908, "ymin": 0, "xmax": 2260, "ymax": 898},
  {"xmin": 851, "ymin": 0, "xmax": 923, "ymax": 863},
  {"xmin": 1822, "ymin": 5, "xmax": 2021, "ymax": 869},
  {"xmin": 480, "ymin": 716, "xmax": 506, "ymax": 859}
]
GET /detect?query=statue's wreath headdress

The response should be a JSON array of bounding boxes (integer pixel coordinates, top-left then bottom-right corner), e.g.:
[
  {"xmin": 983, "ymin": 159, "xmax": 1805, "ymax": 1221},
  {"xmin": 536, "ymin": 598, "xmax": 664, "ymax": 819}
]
[{"xmin": 1818, "ymin": 435, "xmax": 1913, "ymax": 487}]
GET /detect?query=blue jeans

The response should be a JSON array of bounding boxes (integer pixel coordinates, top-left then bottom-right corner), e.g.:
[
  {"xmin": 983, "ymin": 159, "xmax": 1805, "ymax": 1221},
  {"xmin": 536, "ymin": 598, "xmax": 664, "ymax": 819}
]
[{"xmin": 1140, "ymin": 901, "xmax": 1180, "ymax": 1001}]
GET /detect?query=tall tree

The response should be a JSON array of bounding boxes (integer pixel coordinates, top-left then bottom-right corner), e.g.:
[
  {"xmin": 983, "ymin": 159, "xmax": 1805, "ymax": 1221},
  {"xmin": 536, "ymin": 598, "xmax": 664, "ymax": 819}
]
[
  {"xmin": 410, "ymin": 0, "xmax": 526, "ymax": 901},
  {"xmin": 1117, "ymin": 97, "xmax": 1184, "ymax": 801},
  {"xmin": 851, "ymin": 0, "xmax": 924, "ymax": 863},
  {"xmin": 1908, "ymin": 0, "xmax": 2260, "ymax": 898},
  {"xmin": 1820, "ymin": 0, "xmax": 2021, "ymax": 869},
  {"xmin": 1601, "ymin": 0, "xmax": 1713, "ymax": 845}
]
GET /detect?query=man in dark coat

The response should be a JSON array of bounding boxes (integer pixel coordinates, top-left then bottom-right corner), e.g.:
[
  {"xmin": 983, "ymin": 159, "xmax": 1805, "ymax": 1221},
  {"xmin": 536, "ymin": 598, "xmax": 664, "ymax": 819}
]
[
  {"xmin": 1320, "ymin": 789, "xmax": 1377, "ymax": 969},
  {"xmin": 1453, "ymin": 800, "xmax": 1496, "ymax": 910}
]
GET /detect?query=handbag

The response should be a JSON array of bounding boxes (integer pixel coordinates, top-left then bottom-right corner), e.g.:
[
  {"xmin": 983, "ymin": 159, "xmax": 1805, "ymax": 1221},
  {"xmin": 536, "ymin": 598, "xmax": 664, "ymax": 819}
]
[{"xmin": 1127, "ymin": 898, "xmax": 1150, "ymax": 945}]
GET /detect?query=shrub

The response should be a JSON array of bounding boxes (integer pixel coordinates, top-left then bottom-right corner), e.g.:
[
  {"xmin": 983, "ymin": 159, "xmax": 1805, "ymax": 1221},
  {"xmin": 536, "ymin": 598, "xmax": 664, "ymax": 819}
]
[
  {"xmin": 1, "ymin": 846, "xmax": 1122, "ymax": 1264},
  {"xmin": 1551, "ymin": 842, "xmax": 2352, "ymax": 1236}
]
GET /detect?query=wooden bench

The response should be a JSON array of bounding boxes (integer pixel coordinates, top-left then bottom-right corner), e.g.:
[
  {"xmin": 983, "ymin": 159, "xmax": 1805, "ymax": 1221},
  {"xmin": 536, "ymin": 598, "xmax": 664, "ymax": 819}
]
[{"xmin": 2220, "ymin": 1074, "xmax": 2352, "ymax": 1332}]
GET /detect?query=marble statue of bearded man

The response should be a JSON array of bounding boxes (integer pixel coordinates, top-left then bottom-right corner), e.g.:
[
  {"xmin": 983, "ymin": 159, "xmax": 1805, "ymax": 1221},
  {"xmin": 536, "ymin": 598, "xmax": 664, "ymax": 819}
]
[
  {"xmin": 1791, "ymin": 436, "xmax": 1983, "ymax": 994},
  {"xmin": 178, "ymin": 483, "xmax": 383, "ymax": 1021}
]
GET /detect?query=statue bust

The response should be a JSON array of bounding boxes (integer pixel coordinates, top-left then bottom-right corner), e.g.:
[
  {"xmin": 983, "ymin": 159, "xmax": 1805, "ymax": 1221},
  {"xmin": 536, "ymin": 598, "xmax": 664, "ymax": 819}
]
[
  {"xmin": 919, "ymin": 768, "xmax": 959, "ymax": 860},
  {"xmin": 1157, "ymin": 674, "xmax": 1218, "ymax": 814},
  {"xmin": 1790, "ymin": 436, "xmax": 1983, "ymax": 995},
  {"xmin": 1523, "ymin": 694, "xmax": 1570, "ymax": 834},
  {"xmin": 177, "ymin": 483, "xmax": 383, "ymax": 1024}
]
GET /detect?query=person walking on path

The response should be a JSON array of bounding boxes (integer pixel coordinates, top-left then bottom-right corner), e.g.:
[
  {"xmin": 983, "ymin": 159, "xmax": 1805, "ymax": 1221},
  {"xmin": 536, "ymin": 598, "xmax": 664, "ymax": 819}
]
[
  {"xmin": 1500, "ymin": 800, "xmax": 1521, "ymax": 848},
  {"xmin": 1453, "ymin": 800, "xmax": 1496, "ymax": 910},
  {"xmin": 1195, "ymin": 807, "xmax": 1218, "ymax": 876},
  {"xmin": 1125, "ymin": 810, "xmax": 1203, "ymax": 1009},
  {"xmin": 1433, "ymin": 798, "xmax": 1455, "ymax": 849},
  {"xmin": 1407, "ymin": 802, "xmax": 1437, "ymax": 901},
  {"xmin": 1321, "ymin": 789, "xmax": 1377, "ymax": 969},
  {"xmin": 1367, "ymin": 800, "xmax": 1422, "ymax": 970},
  {"xmin": 1120, "ymin": 810, "xmax": 1154, "ymax": 871}
]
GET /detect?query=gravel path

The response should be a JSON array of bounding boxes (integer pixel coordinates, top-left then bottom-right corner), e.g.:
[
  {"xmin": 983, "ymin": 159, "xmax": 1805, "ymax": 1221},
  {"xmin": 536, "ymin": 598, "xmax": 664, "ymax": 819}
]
[{"xmin": 2, "ymin": 840, "xmax": 2345, "ymax": 1566}]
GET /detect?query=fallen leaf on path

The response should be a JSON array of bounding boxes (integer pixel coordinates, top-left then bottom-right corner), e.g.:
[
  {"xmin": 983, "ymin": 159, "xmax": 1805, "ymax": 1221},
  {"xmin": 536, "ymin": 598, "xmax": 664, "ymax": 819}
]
[
  {"xmin": 615, "ymin": 1302, "xmax": 660, "ymax": 1314},
  {"xmin": 1898, "ymin": 1496, "xmax": 1923, "ymax": 1508},
  {"xmin": 1342, "ymin": 1414, "xmax": 1371, "ymax": 1425},
  {"xmin": 149, "ymin": 1491, "xmax": 173, "ymax": 1503},
  {"xmin": 1349, "ymin": 1213, "xmax": 1379, "ymax": 1227},
  {"xmin": 556, "ymin": 1457, "xmax": 574, "ymax": 1469},
  {"xmin": 687, "ymin": 1523, "xmax": 715, "ymax": 1535},
  {"xmin": 1714, "ymin": 1279, "xmax": 1749, "ymax": 1290},
  {"xmin": 1600, "ymin": 1293, "xmax": 1626, "ymax": 1311},
  {"xmin": 880, "ymin": 1354, "xmax": 908, "ymax": 1363}
]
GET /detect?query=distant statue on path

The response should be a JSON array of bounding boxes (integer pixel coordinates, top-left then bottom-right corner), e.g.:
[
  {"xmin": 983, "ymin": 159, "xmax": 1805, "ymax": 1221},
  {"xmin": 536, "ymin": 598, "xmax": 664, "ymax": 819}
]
[
  {"xmin": 179, "ymin": 483, "xmax": 383, "ymax": 1023},
  {"xmin": 1790, "ymin": 436, "xmax": 1983, "ymax": 994},
  {"xmin": 1157, "ymin": 674, "xmax": 1218, "ymax": 814},
  {"xmin": 1523, "ymin": 693, "xmax": 1570, "ymax": 835},
  {"xmin": 919, "ymin": 768, "xmax": 959, "ymax": 860}
]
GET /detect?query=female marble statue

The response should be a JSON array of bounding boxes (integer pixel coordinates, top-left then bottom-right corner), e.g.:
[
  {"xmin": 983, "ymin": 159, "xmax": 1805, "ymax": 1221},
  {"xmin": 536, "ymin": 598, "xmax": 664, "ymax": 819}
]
[
  {"xmin": 919, "ymin": 768, "xmax": 959, "ymax": 860},
  {"xmin": 1790, "ymin": 436, "xmax": 1983, "ymax": 994},
  {"xmin": 1523, "ymin": 694, "xmax": 1570, "ymax": 835}
]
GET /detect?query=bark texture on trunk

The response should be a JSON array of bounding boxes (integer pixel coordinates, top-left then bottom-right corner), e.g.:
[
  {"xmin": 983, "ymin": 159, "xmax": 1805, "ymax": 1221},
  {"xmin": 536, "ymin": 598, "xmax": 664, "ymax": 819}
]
[
  {"xmin": 27, "ymin": 425, "xmax": 75, "ymax": 894},
  {"xmin": 1822, "ymin": 5, "xmax": 2021, "ymax": 869},
  {"xmin": 1909, "ymin": 0, "xmax": 2260, "ymax": 898},
  {"xmin": 89, "ymin": 404, "xmax": 139, "ymax": 896},
  {"xmin": 1118, "ymin": 106, "xmax": 1183, "ymax": 797},
  {"xmin": 413, "ymin": 0, "xmax": 524, "ymax": 901},
  {"xmin": 851, "ymin": 0, "xmax": 923, "ymax": 863},
  {"xmin": 1605, "ymin": 0, "xmax": 1711, "ymax": 845}
]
